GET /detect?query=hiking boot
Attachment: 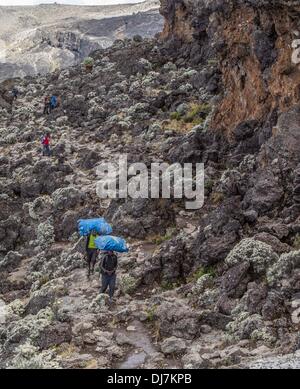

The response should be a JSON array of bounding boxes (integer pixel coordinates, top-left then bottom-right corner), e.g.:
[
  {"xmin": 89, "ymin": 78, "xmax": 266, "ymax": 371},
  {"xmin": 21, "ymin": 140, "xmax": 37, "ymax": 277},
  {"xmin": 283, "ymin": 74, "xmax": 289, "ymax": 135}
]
[{"xmin": 107, "ymin": 299, "xmax": 114, "ymax": 310}]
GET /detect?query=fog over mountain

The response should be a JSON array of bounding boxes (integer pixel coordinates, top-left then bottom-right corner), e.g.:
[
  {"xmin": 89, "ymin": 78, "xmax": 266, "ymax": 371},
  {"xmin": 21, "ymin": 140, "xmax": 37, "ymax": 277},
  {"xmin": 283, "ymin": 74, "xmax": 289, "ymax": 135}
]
[{"xmin": 0, "ymin": 0, "xmax": 162, "ymax": 81}]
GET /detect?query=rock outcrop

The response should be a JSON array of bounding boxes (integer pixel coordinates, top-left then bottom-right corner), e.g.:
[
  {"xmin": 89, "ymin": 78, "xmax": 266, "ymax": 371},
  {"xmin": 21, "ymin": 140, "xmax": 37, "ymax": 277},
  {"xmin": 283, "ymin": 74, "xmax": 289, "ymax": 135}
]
[{"xmin": 160, "ymin": 0, "xmax": 300, "ymax": 133}]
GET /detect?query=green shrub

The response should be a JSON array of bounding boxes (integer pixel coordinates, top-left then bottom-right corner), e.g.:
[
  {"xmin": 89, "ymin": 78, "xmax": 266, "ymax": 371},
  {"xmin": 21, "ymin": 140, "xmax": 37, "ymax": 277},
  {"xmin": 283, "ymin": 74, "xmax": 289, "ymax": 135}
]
[
  {"xmin": 189, "ymin": 266, "xmax": 216, "ymax": 282},
  {"xmin": 211, "ymin": 191, "xmax": 225, "ymax": 204},
  {"xmin": 183, "ymin": 103, "xmax": 211, "ymax": 124},
  {"xmin": 204, "ymin": 179, "xmax": 214, "ymax": 192},
  {"xmin": 152, "ymin": 228, "xmax": 177, "ymax": 245},
  {"xmin": 146, "ymin": 305, "xmax": 157, "ymax": 322},
  {"xmin": 83, "ymin": 57, "xmax": 94, "ymax": 66},
  {"xmin": 161, "ymin": 280, "xmax": 180, "ymax": 291},
  {"xmin": 170, "ymin": 112, "xmax": 181, "ymax": 121},
  {"xmin": 207, "ymin": 59, "xmax": 218, "ymax": 66},
  {"xmin": 119, "ymin": 275, "xmax": 138, "ymax": 295},
  {"xmin": 39, "ymin": 275, "xmax": 50, "ymax": 286}
]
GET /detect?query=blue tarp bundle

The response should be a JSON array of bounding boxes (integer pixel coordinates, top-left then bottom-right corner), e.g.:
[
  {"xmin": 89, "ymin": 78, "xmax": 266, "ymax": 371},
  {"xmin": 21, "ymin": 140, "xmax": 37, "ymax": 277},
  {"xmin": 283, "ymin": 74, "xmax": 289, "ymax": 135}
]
[
  {"xmin": 95, "ymin": 235, "xmax": 129, "ymax": 253},
  {"xmin": 78, "ymin": 218, "xmax": 112, "ymax": 236}
]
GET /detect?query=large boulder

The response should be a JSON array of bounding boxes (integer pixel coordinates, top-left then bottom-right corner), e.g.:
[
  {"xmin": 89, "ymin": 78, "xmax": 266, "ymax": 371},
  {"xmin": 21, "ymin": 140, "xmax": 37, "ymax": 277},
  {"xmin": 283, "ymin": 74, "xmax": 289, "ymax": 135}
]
[
  {"xmin": 220, "ymin": 261, "xmax": 250, "ymax": 297},
  {"xmin": 160, "ymin": 336, "xmax": 187, "ymax": 355},
  {"xmin": 191, "ymin": 197, "xmax": 243, "ymax": 266},
  {"xmin": 242, "ymin": 170, "xmax": 284, "ymax": 214},
  {"xmin": 35, "ymin": 322, "xmax": 72, "ymax": 350},
  {"xmin": 155, "ymin": 299, "xmax": 200, "ymax": 340},
  {"xmin": 24, "ymin": 278, "xmax": 67, "ymax": 315},
  {"xmin": 52, "ymin": 186, "xmax": 85, "ymax": 210},
  {"xmin": 0, "ymin": 251, "xmax": 23, "ymax": 272},
  {"xmin": 105, "ymin": 198, "xmax": 175, "ymax": 239}
]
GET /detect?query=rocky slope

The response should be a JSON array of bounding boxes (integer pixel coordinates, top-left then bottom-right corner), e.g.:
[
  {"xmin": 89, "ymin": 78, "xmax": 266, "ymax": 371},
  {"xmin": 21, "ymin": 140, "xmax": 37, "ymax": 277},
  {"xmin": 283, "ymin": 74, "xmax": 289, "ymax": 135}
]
[
  {"xmin": 0, "ymin": 0, "xmax": 299, "ymax": 369},
  {"xmin": 0, "ymin": 0, "xmax": 163, "ymax": 81}
]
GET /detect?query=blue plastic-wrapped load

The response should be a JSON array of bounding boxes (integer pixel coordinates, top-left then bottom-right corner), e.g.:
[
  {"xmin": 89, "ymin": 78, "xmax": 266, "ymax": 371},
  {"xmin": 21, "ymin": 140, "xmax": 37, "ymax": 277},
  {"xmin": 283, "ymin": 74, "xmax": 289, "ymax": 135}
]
[
  {"xmin": 78, "ymin": 218, "xmax": 112, "ymax": 236},
  {"xmin": 95, "ymin": 235, "xmax": 129, "ymax": 253}
]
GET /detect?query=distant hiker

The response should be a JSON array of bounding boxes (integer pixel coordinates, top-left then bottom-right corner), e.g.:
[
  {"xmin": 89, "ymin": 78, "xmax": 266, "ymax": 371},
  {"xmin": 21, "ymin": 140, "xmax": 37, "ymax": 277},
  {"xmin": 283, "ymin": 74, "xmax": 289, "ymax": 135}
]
[
  {"xmin": 85, "ymin": 229, "xmax": 99, "ymax": 278},
  {"xmin": 12, "ymin": 87, "xmax": 19, "ymax": 101},
  {"xmin": 50, "ymin": 95, "xmax": 57, "ymax": 112},
  {"xmin": 57, "ymin": 95, "xmax": 62, "ymax": 108},
  {"xmin": 100, "ymin": 250, "xmax": 118, "ymax": 302},
  {"xmin": 42, "ymin": 132, "xmax": 51, "ymax": 156},
  {"xmin": 43, "ymin": 96, "xmax": 51, "ymax": 115}
]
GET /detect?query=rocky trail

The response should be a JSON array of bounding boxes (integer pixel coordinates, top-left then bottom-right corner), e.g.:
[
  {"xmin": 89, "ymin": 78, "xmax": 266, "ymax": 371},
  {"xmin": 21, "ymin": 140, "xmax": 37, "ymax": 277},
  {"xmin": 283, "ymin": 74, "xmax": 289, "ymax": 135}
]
[{"xmin": 0, "ymin": 0, "xmax": 300, "ymax": 370}]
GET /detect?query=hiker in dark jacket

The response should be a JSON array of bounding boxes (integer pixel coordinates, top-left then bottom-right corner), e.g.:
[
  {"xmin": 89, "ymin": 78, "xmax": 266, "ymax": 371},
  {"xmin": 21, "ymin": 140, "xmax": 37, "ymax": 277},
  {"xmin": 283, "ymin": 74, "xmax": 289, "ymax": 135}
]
[
  {"xmin": 86, "ymin": 229, "xmax": 99, "ymax": 278},
  {"xmin": 100, "ymin": 251, "xmax": 118, "ymax": 301},
  {"xmin": 12, "ymin": 87, "xmax": 19, "ymax": 100},
  {"xmin": 43, "ymin": 96, "xmax": 51, "ymax": 114}
]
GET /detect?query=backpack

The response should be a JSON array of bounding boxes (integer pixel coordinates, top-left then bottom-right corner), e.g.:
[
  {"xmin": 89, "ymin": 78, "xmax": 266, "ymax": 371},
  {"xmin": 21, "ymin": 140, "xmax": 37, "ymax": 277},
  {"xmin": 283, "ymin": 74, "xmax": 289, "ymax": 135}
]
[
  {"xmin": 102, "ymin": 253, "xmax": 117, "ymax": 273},
  {"xmin": 51, "ymin": 96, "xmax": 57, "ymax": 107}
]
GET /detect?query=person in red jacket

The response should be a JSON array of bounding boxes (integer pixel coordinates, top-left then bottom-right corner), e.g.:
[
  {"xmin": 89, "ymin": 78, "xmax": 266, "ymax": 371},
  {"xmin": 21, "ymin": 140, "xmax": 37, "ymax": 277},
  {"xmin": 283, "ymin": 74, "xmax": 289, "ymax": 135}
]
[{"xmin": 42, "ymin": 133, "xmax": 51, "ymax": 156}]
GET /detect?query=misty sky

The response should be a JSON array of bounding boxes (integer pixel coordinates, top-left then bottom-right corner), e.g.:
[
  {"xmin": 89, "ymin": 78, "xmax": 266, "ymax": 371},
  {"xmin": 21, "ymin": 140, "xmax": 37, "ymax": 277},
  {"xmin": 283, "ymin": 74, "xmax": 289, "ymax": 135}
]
[{"xmin": 0, "ymin": 0, "xmax": 144, "ymax": 5}]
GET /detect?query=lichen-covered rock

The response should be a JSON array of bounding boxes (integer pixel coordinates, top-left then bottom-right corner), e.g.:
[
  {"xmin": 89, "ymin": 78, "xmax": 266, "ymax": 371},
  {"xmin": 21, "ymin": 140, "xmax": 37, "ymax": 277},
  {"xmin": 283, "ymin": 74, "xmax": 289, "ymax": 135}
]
[
  {"xmin": 8, "ymin": 343, "xmax": 60, "ymax": 369},
  {"xmin": 225, "ymin": 238, "xmax": 278, "ymax": 275},
  {"xmin": 51, "ymin": 187, "xmax": 85, "ymax": 210},
  {"xmin": 118, "ymin": 274, "xmax": 139, "ymax": 295},
  {"xmin": 160, "ymin": 336, "xmax": 187, "ymax": 355},
  {"xmin": 35, "ymin": 322, "xmax": 72, "ymax": 350},
  {"xmin": 194, "ymin": 274, "xmax": 214, "ymax": 294},
  {"xmin": 0, "ymin": 251, "xmax": 23, "ymax": 272},
  {"xmin": 26, "ymin": 196, "xmax": 54, "ymax": 221},
  {"xmin": 7, "ymin": 299, "xmax": 26, "ymax": 317},
  {"xmin": 24, "ymin": 278, "xmax": 67, "ymax": 315},
  {"xmin": 226, "ymin": 313, "xmax": 264, "ymax": 341},
  {"xmin": 244, "ymin": 352, "xmax": 300, "ymax": 369},
  {"xmin": 3, "ymin": 307, "xmax": 55, "ymax": 349},
  {"xmin": 267, "ymin": 250, "xmax": 300, "ymax": 287},
  {"xmin": 37, "ymin": 218, "xmax": 55, "ymax": 249},
  {"xmin": 181, "ymin": 349, "xmax": 207, "ymax": 369}
]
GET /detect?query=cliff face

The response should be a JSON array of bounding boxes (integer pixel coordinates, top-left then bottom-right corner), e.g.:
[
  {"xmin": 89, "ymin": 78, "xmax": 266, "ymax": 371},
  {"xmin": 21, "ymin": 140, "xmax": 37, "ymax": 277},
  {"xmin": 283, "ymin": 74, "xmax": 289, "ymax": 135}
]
[{"xmin": 160, "ymin": 0, "xmax": 300, "ymax": 132}]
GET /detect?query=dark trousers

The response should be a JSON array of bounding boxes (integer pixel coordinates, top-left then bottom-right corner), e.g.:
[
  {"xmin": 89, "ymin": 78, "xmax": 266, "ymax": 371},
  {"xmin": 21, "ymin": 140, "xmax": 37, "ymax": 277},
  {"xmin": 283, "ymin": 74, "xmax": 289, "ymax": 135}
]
[
  {"xmin": 101, "ymin": 273, "xmax": 116, "ymax": 299},
  {"xmin": 86, "ymin": 248, "xmax": 97, "ymax": 276},
  {"xmin": 43, "ymin": 104, "xmax": 50, "ymax": 114},
  {"xmin": 42, "ymin": 145, "xmax": 51, "ymax": 156}
]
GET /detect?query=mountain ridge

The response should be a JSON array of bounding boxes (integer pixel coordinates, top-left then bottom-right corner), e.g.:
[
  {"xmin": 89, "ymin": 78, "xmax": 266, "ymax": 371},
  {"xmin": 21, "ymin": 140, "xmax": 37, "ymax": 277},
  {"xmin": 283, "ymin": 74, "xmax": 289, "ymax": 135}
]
[{"xmin": 0, "ymin": 0, "xmax": 162, "ymax": 81}]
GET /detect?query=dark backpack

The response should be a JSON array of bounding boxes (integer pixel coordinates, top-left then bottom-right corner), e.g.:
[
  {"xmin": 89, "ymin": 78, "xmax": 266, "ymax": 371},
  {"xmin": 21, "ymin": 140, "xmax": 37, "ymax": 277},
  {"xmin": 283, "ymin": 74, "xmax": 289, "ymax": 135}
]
[{"xmin": 102, "ymin": 253, "xmax": 117, "ymax": 272}]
